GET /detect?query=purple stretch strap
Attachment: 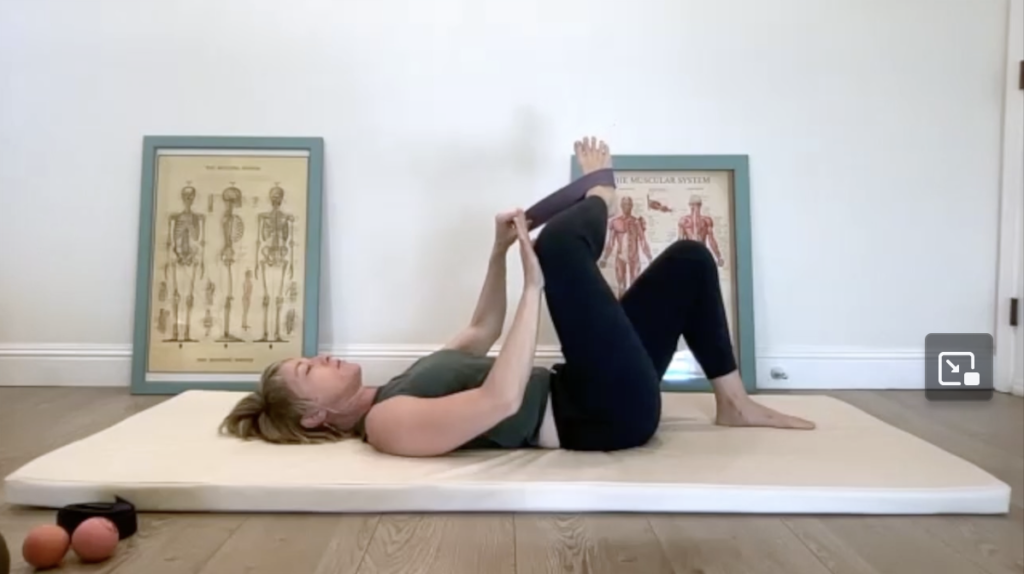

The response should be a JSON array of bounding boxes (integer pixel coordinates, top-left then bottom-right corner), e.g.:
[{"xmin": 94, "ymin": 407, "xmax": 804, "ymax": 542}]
[{"xmin": 525, "ymin": 168, "xmax": 616, "ymax": 230}]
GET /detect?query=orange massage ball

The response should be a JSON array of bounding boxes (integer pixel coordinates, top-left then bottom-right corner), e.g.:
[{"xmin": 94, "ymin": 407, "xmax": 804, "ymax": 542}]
[
  {"xmin": 70, "ymin": 517, "xmax": 119, "ymax": 563},
  {"xmin": 21, "ymin": 524, "xmax": 70, "ymax": 569}
]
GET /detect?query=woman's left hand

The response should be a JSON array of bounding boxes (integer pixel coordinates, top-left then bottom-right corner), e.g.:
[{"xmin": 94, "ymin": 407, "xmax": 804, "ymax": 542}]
[{"xmin": 493, "ymin": 209, "xmax": 525, "ymax": 252}]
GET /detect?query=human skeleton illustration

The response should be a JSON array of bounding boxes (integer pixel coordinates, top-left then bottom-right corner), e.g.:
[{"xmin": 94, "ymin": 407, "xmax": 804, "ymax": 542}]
[
  {"xmin": 242, "ymin": 269, "xmax": 253, "ymax": 332},
  {"xmin": 162, "ymin": 185, "xmax": 206, "ymax": 343},
  {"xmin": 677, "ymin": 195, "xmax": 725, "ymax": 267},
  {"xmin": 600, "ymin": 196, "xmax": 653, "ymax": 298},
  {"xmin": 216, "ymin": 186, "xmax": 246, "ymax": 343},
  {"xmin": 204, "ymin": 279, "xmax": 216, "ymax": 307},
  {"xmin": 285, "ymin": 308, "xmax": 296, "ymax": 336},
  {"xmin": 255, "ymin": 185, "xmax": 296, "ymax": 343},
  {"xmin": 157, "ymin": 309, "xmax": 169, "ymax": 335},
  {"xmin": 203, "ymin": 309, "xmax": 214, "ymax": 338}
]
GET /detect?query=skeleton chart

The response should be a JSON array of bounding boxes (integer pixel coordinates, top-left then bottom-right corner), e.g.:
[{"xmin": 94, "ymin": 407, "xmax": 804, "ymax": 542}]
[
  {"xmin": 601, "ymin": 170, "xmax": 738, "ymax": 354},
  {"xmin": 147, "ymin": 151, "xmax": 309, "ymax": 375}
]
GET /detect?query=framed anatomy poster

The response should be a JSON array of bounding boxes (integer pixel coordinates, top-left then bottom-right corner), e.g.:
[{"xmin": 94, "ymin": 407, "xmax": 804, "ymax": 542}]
[
  {"xmin": 570, "ymin": 154, "xmax": 755, "ymax": 393},
  {"xmin": 130, "ymin": 136, "xmax": 324, "ymax": 394}
]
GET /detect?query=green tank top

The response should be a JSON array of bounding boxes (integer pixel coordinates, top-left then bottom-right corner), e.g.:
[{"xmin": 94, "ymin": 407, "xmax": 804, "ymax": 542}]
[{"xmin": 355, "ymin": 349, "xmax": 552, "ymax": 449}]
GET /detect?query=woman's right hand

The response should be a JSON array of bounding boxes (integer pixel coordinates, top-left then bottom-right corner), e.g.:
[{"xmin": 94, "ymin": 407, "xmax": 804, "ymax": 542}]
[{"xmin": 512, "ymin": 212, "xmax": 544, "ymax": 289}]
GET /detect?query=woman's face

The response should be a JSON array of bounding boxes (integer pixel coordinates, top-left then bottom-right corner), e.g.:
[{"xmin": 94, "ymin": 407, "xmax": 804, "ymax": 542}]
[{"xmin": 281, "ymin": 354, "xmax": 363, "ymax": 409}]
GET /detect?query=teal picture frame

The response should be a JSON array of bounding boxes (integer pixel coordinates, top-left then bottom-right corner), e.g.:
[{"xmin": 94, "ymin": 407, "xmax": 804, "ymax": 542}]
[
  {"xmin": 571, "ymin": 154, "xmax": 755, "ymax": 393},
  {"xmin": 131, "ymin": 136, "xmax": 325, "ymax": 395}
]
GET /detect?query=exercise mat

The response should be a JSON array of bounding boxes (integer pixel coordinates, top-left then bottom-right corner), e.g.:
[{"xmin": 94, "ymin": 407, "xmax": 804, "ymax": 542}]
[{"xmin": 3, "ymin": 391, "xmax": 1010, "ymax": 514}]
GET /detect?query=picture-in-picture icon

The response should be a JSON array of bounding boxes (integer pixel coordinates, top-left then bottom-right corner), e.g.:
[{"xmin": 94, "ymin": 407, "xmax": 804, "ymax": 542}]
[{"xmin": 938, "ymin": 351, "xmax": 979, "ymax": 386}]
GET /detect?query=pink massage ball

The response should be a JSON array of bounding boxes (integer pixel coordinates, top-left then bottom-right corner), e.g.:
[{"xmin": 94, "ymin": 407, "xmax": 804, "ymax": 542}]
[
  {"xmin": 70, "ymin": 517, "xmax": 119, "ymax": 563},
  {"xmin": 21, "ymin": 524, "xmax": 70, "ymax": 569}
]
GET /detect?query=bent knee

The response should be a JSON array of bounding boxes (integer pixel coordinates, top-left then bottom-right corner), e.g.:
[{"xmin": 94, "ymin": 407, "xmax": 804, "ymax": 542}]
[
  {"xmin": 663, "ymin": 239, "xmax": 717, "ymax": 269},
  {"xmin": 664, "ymin": 239, "xmax": 712, "ymax": 259}
]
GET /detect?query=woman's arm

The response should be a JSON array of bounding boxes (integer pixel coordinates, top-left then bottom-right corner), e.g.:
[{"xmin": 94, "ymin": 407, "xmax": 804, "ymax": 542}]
[
  {"xmin": 476, "ymin": 284, "xmax": 542, "ymax": 407},
  {"xmin": 443, "ymin": 246, "xmax": 507, "ymax": 355},
  {"xmin": 365, "ymin": 284, "xmax": 543, "ymax": 457}
]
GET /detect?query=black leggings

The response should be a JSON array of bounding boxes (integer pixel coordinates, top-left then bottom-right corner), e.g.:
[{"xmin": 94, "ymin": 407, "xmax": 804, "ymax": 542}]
[{"xmin": 536, "ymin": 195, "xmax": 738, "ymax": 451}]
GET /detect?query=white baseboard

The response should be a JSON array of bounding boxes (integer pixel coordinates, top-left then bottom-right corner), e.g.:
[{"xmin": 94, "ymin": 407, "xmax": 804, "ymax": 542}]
[
  {"xmin": 755, "ymin": 348, "xmax": 926, "ymax": 390},
  {"xmin": 0, "ymin": 344, "xmax": 132, "ymax": 388},
  {"xmin": 0, "ymin": 344, "xmax": 565, "ymax": 388},
  {"xmin": 0, "ymin": 343, "xmax": 947, "ymax": 391},
  {"xmin": 1012, "ymin": 378, "xmax": 1024, "ymax": 398}
]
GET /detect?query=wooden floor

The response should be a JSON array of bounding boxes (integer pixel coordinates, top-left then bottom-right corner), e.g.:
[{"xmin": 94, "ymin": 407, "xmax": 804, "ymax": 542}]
[{"xmin": 1, "ymin": 388, "xmax": 1021, "ymax": 574}]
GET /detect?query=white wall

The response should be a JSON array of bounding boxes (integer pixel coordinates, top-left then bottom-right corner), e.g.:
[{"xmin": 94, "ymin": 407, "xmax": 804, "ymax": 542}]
[
  {"xmin": 0, "ymin": 0, "xmax": 1013, "ymax": 388},
  {"xmin": 1015, "ymin": 235, "xmax": 1023, "ymax": 397},
  {"xmin": 995, "ymin": 0, "xmax": 1023, "ymax": 395}
]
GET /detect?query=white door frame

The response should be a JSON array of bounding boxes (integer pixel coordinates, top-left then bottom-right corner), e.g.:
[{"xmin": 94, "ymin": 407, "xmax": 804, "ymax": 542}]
[{"xmin": 994, "ymin": 0, "xmax": 1023, "ymax": 395}]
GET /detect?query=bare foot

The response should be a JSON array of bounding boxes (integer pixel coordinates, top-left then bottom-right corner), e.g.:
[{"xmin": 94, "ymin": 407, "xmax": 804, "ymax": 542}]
[
  {"xmin": 574, "ymin": 136, "xmax": 615, "ymax": 207},
  {"xmin": 575, "ymin": 136, "xmax": 612, "ymax": 174},
  {"xmin": 715, "ymin": 396, "xmax": 816, "ymax": 430}
]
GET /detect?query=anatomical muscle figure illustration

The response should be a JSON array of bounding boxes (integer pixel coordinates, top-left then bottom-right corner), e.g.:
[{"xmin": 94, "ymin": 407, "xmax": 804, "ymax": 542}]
[
  {"xmin": 678, "ymin": 195, "xmax": 725, "ymax": 267},
  {"xmin": 600, "ymin": 195, "xmax": 653, "ymax": 298},
  {"xmin": 594, "ymin": 168, "xmax": 737, "ymax": 355}
]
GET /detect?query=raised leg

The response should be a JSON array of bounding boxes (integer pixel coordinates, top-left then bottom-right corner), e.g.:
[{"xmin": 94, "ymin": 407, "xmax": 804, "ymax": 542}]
[{"xmin": 537, "ymin": 137, "xmax": 661, "ymax": 451}]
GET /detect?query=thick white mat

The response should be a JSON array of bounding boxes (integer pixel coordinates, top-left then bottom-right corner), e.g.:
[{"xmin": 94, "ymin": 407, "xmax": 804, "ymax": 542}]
[{"xmin": 3, "ymin": 390, "xmax": 1012, "ymax": 514}]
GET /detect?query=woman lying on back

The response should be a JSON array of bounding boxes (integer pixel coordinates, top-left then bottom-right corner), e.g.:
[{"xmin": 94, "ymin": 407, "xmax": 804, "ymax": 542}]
[{"xmin": 220, "ymin": 136, "xmax": 814, "ymax": 456}]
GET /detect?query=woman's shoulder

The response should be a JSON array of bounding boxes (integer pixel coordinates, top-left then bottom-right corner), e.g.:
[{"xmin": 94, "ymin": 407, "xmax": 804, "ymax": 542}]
[
  {"xmin": 408, "ymin": 348, "xmax": 487, "ymax": 370},
  {"xmin": 375, "ymin": 348, "xmax": 494, "ymax": 401}
]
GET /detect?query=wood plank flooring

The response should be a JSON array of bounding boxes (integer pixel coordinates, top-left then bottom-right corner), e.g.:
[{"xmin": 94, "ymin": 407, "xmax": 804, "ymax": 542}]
[{"xmin": 1, "ymin": 387, "xmax": 1021, "ymax": 574}]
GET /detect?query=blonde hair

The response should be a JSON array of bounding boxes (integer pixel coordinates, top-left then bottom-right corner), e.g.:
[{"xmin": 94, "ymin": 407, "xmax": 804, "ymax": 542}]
[{"xmin": 218, "ymin": 360, "xmax": 357, "ymax": 444}]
